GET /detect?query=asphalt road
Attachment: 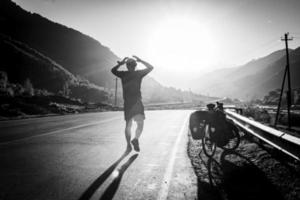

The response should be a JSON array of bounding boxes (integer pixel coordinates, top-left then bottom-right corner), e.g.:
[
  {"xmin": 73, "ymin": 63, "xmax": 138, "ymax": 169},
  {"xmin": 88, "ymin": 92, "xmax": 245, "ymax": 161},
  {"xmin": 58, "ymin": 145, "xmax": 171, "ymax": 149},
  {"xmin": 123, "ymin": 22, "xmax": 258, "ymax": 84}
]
[{"xmin": 0, "ymin": 110, "xmax": 197, "ymax": 200}]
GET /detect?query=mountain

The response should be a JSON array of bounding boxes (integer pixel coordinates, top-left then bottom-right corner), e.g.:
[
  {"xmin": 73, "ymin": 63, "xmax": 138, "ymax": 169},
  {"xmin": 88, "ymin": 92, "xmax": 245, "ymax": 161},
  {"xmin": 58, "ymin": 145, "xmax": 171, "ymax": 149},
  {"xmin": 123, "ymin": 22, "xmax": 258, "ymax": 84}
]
[
  {"xmin": 0, "ymin": 0, "xmax": 118, "ymax": 88},
  {"xmin": 190, "ymin": 48, "xmax": 300, "ymax": 100},
  {"xmin": 0, "ymin": 0, "xmax": 212, "ymax": 105},
  {"xmin": 0, "ymin": 34, "xmax": 109, "ymax": 103},
  {"xmin": 0, "ymin": 34, "xmax": 75, "ymax": 92}
]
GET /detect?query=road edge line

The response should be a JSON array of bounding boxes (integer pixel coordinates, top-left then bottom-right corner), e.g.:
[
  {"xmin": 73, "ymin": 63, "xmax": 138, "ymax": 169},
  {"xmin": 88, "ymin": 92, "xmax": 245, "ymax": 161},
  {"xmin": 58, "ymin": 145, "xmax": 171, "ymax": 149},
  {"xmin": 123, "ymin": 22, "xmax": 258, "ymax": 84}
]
[{"xmin": 156, "ymin": 115, "xmax": 189, "ymax": 200}]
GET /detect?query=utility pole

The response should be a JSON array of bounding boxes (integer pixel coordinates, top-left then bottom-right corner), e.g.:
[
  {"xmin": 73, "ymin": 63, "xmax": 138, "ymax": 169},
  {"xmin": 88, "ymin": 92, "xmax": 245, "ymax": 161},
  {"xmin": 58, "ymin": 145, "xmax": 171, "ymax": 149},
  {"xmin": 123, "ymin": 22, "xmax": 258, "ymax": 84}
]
[
  {"xmin": 274, "ymin": 33, "xmax": 293, "ymax": 129},
  {"xmin": 283, "ymin": 33, "xmax": 293, "ymax": 130},
  {"xmin": 114, "ymin": 77, "xmax": 118, "ymax": 107}
]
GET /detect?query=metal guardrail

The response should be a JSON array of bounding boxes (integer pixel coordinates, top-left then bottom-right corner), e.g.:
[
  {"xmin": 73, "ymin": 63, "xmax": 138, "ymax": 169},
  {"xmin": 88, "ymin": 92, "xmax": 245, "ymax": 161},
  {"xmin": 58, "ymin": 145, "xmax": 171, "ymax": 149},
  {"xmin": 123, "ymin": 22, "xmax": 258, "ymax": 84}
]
[{"xmin": 225, "ymin": 110, "xmax": 300, "ymax": 161}]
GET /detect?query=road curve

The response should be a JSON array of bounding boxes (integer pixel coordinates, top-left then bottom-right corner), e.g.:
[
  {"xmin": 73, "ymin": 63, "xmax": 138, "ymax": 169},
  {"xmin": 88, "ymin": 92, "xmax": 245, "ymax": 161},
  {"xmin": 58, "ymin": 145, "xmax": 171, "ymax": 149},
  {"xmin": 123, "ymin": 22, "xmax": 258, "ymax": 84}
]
[{"xmin": 0, "ymin": 110, "xmax": 197, "ymax": 200}]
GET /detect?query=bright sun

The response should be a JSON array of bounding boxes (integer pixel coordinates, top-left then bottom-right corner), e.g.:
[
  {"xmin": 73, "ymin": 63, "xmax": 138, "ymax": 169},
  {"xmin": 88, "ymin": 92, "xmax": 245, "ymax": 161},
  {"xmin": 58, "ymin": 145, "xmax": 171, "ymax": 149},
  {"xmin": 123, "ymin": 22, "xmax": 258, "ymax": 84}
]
[{"xmin": 148, "ymin": 17, "xmax": 217, "ymax": 72}]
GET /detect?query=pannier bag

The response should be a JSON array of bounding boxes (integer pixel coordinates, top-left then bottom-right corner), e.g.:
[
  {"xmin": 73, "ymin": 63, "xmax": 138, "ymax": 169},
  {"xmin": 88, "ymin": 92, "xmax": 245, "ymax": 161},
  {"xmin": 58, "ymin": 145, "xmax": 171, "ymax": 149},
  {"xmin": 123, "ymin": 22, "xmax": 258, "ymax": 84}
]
[
  {"xmin": 189, "ymin": 111, "xmax": 208, "ymax": 140},
  {"xmin": 210, "ymin": 118, "xmax": 239, "ymax": 147}
]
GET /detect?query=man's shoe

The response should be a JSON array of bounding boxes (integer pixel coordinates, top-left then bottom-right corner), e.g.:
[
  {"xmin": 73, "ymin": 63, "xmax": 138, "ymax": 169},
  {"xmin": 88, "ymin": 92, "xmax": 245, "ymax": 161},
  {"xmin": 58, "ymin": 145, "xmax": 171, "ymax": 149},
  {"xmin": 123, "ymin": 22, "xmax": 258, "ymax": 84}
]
[{"xmin": 131, "ymin": 138, "xmax": 140, "ymax": 152}]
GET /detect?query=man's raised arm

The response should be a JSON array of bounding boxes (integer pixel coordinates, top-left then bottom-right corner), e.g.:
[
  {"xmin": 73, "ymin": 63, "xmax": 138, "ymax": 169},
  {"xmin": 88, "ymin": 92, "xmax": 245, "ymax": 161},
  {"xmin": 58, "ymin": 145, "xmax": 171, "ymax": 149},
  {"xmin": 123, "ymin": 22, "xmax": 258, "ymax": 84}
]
[
  {"xmin": 111, "ymin": 57, "xmax": 128, "ymax": 77},
  {"xmin": 133, "ymin": 55, "xmax": 154, "ymax": 76}
]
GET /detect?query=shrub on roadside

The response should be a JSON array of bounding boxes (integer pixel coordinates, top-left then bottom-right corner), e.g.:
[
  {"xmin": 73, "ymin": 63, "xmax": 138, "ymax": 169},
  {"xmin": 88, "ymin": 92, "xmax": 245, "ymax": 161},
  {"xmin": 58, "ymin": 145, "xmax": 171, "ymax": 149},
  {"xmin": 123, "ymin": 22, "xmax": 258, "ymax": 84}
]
[
  {"xmin": 23, "ymin": 78, "xmax": 34, "ymax": 97},
  {"xmin": 279, "ymin": 113, "xmax": 300, "ymax": 127},
  {"xmin": 0, "ymin": 104, "xmax": 24, "ymax": 117},
  {"xmin": 243, "ymin": 106, "xmax": 271, "ymax": 123}
]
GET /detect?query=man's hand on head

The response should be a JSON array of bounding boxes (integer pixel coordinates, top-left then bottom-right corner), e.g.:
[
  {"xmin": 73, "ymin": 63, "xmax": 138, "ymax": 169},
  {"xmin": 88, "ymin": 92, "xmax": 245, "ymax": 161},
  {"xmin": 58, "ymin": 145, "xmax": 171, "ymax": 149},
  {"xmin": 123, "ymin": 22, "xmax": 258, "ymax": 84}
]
[
  {"xmin": 117, "ymin": 57, "xmax": 128, "ymax": 65},
  {"xmin": 133, "ymin": 55, "xmax": 154, "ymax": 71},
  {"xmin": 132, "ymin": 55, "xmax": 142, "ymax": 62}
]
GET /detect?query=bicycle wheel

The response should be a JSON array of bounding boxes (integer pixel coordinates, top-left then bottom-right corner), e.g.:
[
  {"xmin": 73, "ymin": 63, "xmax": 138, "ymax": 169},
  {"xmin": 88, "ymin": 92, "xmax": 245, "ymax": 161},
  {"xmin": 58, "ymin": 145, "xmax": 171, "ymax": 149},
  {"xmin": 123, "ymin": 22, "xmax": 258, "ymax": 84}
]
[
  {"xmin": 202, "ymin": 125, "xmax": 217, "ymax": 157},
  {"xmin": 222, "ymin": 125, "xmax": 240, "ymax": 151}
]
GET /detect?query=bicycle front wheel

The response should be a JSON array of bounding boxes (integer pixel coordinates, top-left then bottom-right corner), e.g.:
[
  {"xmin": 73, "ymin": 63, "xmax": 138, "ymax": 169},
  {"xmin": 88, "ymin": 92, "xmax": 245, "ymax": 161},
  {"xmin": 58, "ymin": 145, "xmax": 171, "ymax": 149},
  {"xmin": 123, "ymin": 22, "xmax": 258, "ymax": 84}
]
[{"xmin": 202, "ymin": 125, "xmax": 217, "ymax": 157}]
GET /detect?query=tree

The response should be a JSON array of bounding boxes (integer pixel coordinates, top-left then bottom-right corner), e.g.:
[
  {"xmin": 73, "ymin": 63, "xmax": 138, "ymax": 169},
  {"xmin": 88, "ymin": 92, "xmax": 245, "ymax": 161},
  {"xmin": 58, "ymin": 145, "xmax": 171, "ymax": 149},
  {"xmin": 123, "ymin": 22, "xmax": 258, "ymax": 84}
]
[
  {"xmin": 62, "ymin": 82, "xmax": 70, "ymax": 97},
  {"xmin": 23, "ymin": 78, "xmax": 34, "ymax": 96},
  {"xmin": 0, "ymin": 71, "xmax": 8, "ymax": 89}
]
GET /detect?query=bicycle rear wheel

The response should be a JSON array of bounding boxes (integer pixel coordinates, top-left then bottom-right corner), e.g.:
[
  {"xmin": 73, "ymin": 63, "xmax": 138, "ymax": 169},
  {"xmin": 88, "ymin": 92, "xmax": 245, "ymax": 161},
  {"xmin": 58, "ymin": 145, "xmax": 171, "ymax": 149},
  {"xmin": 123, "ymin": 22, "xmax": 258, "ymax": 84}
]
[
  {"xmin": 222, "ymin": 125, "xmax": 240, "ymax": 151},
  {"xmin": 202, "ymin": 125, "xmax": 217, "ymax": 157}
]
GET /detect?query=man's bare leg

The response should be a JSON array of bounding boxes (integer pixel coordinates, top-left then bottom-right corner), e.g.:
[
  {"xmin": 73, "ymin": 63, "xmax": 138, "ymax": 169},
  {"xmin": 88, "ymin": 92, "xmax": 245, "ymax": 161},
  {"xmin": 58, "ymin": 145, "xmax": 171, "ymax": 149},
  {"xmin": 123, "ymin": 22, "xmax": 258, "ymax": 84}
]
[
  {"xmin": 135, "ymin": 120, "xmax": 144, "ymax": 140},
  {"xmin": 125, "ymin": 119, "xmax": 133, "ymax": 151},
  {"xmin": 131, "ymin": 116, "xmax": 144, "ymax": 152}
]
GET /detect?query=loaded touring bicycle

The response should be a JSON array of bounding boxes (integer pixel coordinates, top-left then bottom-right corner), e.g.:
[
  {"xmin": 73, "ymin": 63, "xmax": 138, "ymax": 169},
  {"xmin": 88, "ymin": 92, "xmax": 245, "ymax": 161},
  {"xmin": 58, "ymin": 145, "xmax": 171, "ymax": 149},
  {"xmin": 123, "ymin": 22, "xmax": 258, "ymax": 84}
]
[{"xmin": 189, "ymin": 103, "xmax": 241, "ymax": 157}]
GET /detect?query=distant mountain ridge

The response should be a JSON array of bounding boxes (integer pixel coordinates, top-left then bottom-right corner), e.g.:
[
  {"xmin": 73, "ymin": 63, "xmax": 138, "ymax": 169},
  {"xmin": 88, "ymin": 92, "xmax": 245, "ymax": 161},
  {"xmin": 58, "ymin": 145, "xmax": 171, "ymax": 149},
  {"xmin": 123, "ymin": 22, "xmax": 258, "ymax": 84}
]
[{"xmin": 190, "ymin": 48, "xmax": 300, "ymax": 100}]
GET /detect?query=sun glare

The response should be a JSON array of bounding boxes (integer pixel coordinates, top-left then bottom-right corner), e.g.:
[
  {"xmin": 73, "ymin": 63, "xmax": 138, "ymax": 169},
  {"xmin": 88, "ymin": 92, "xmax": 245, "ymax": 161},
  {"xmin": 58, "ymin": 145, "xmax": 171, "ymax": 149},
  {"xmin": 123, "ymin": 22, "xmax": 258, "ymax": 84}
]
[{"xmin": 148, "ymin": 17, "xmax": 217, "ymax": 72}]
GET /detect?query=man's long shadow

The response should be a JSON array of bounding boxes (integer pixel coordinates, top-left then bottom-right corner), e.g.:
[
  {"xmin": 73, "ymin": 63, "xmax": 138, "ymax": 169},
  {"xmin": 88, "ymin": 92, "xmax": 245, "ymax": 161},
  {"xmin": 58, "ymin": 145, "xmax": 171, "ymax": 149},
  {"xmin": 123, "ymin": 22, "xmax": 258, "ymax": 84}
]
[
  {"xmin": 79, "ymin": 150, "xmax": 138, "ymax": 200},
  {"xmin": 99, "ymin": 153, "xmax": 138, "ymax": 200}
]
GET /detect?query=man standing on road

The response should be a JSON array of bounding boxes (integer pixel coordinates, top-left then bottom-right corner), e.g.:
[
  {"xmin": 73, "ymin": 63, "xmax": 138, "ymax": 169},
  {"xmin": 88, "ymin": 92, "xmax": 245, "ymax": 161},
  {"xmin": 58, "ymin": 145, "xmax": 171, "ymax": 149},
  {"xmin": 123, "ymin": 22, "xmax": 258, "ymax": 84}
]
[{"xmin": 111, "ymin": 55, "xmax": 154, "ymax": 152}]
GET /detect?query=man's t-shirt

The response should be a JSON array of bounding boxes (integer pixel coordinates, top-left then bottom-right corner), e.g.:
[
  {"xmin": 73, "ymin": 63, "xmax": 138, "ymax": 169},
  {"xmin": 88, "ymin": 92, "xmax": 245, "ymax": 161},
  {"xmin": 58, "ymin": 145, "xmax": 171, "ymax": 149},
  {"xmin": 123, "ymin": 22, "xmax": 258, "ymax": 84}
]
[
  {"xmin": 112, "ymin": 69, "xmax": 151, "ymax": 120},
  {"xmin": 113, "ymin": 69, "xmax": 151, "ymax": 102}
]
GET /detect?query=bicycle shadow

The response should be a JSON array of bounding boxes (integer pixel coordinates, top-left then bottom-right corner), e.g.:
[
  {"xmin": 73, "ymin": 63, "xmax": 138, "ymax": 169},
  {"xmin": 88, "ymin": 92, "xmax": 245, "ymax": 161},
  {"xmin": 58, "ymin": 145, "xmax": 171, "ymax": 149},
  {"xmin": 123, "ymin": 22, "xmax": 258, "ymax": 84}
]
[
  {"xmin": 78, "ymin": 149, "xmax": 137, "ymax": 200},
  {"xmin": 195, "ymin": 150, "xmax": 223, "ymax": 200},
  {"xmin": 196, "ymin": 178, "xmax": 223, "ymax": 200},
  {"xmin": 206, "ymin": 150, "xmax": 284, "ymax": 200}
]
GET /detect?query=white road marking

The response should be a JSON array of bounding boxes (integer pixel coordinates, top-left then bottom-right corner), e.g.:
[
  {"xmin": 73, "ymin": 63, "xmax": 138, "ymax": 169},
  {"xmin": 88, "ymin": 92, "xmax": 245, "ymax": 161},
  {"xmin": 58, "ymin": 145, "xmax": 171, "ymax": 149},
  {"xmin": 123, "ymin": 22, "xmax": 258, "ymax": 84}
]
[
  {"xmin": 0, "ymin": 116, "xmax": 121, "ymax": 146},
  {"xmin": 156, "ymin": 115, "xmax": 189, "ymax": 200}
]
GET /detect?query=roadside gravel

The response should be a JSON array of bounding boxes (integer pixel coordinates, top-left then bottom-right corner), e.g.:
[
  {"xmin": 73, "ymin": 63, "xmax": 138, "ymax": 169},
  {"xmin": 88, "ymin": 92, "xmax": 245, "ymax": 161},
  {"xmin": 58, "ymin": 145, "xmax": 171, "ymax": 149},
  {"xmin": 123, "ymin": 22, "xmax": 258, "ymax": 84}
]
[{"xmin": 188, "ymin": 133, "xmax": 300, "ymax": 200}]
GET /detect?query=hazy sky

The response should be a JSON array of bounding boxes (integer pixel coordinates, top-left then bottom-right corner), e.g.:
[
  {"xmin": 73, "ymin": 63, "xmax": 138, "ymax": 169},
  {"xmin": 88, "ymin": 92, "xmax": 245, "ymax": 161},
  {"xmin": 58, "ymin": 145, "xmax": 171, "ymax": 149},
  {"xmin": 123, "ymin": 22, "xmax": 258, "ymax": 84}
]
[{"xmin": 13, "ymin": 0, "xmax": 300, "ymax": 88}]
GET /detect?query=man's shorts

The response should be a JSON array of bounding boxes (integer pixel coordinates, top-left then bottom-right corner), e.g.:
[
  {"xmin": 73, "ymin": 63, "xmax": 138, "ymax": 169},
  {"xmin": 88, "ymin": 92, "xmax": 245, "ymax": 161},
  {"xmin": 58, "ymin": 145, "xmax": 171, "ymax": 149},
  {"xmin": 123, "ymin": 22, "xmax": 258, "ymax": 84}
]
[
  {"xmin": 130, "ymin": 114, "xmax": 145, "ymax": 122},
  {"xmin": 124, "ymin": 99, "xmax": 145, "ymax": 121}
]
